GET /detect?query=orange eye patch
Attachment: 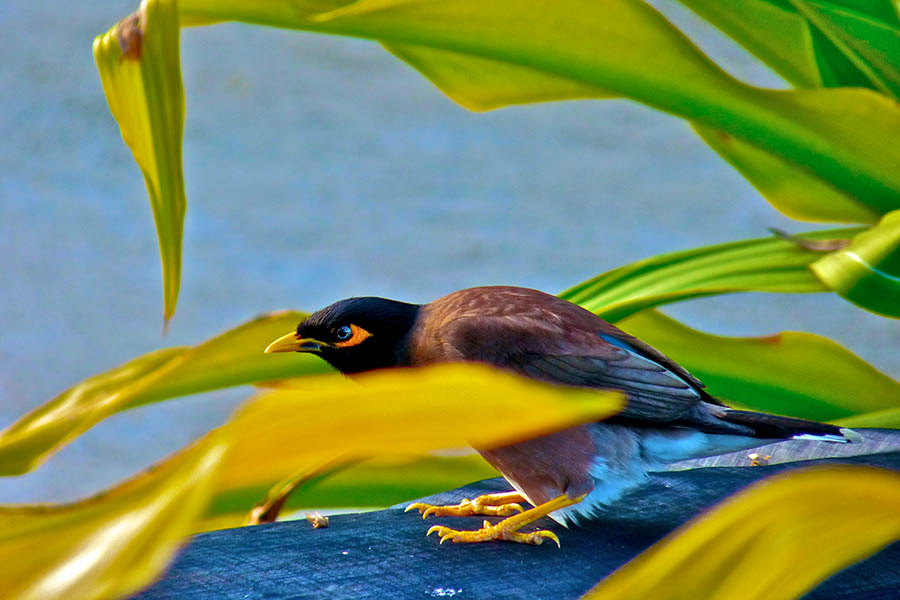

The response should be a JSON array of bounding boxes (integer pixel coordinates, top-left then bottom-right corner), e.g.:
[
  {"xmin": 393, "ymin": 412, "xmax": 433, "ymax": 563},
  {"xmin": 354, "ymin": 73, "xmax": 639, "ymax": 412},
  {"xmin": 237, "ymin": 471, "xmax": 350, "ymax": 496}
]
[{"xmin": 335, "ymin": 324, "xmax": 373, "ymax": 348}]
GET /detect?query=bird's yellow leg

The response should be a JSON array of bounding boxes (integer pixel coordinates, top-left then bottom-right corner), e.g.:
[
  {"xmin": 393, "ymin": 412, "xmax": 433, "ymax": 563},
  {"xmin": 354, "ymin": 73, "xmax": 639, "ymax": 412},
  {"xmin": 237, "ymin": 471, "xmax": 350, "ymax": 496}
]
[
  {"xmin": 406, "ymin": 491, "xmax": 528, "ymax": 518},
  {"xmin": 426, "ymin": 494, "xmax": 585, "ymax": 547}
]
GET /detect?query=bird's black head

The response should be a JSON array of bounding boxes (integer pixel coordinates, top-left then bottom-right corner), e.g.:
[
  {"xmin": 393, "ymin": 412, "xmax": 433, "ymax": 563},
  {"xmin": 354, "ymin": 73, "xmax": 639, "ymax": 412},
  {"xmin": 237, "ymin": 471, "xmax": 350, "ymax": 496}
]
[{"xmin": 265, "ymin": 297, "xmax": 421, "ymax": 375}]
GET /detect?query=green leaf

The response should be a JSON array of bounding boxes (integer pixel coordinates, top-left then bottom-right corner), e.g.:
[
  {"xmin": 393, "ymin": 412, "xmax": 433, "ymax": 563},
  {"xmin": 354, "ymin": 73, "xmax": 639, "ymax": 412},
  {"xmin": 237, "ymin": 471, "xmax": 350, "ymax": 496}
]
[
  {"xmin": 94, "ymin": 0, "xmax": 186, "ymax": 324},
  {"xmin": 94, "ymin": 1, "xmax": 900, "ymax": 311},
  {"xmin": 792, "ymin": 0, "xmax": 900, "ymax": 99},
  {"xmin": 172, "ymin": 0, "xmax": 900, "ymax": 216},
  {"xmin": 384, "ymin": 43, "xmax": 613, "ymax": 111},
  {"xmin": 0, "ymin": 311, "xmax": 331, "ymax": 476},
  {"xmin": 0, "ymin": 434, "xmax": 227, "ymax": 600},
  {"xmin": 812, "ymin": 209, "xmax": 900, "ymax": 317},
  {"xmin": 680, "ymin": 0, "xmax": 900, "ymax": 91},
  {"xmin": 837, "ymin": 407, "xmax": 900, "ymax": 428},
  {"xmin": 679, "ymin": 1, "xmax": 900, "ymax": 213},
  {"xmin": 559, "ymin": 228, "xmax": 860, "ymax": 322},
  {"xmin": 616, "ymin": 310, "xmax": 900, "ymax": 420},
  {"xmin": 585, "ymin": 466, "xmax": 900, "ymax": 600},
  {"xmin": 677, "ymin": 0, "xmax": 824, "ymax": 88},
  {"xmin": 692, "ymin": 124, "xmax": 880, "ymax": 223}
]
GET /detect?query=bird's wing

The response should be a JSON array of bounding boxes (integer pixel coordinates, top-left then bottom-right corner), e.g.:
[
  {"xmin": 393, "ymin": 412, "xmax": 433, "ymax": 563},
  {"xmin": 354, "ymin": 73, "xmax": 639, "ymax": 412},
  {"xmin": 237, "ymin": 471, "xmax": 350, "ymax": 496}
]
[
  {"xmin": 514, "ymin": 353, "xmax": 704, "ymax": 422},
  {"xmin": 433, "ymin": 311, "xmax": 718, "ymax": 424}
]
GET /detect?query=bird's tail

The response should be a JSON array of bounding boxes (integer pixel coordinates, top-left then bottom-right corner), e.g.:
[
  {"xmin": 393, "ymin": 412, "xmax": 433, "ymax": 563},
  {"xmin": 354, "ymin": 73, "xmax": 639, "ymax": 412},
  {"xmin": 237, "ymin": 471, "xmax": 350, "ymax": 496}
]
[{"xmin": 722, "ymin": 410, "xmax": 861, "ymax": 443}]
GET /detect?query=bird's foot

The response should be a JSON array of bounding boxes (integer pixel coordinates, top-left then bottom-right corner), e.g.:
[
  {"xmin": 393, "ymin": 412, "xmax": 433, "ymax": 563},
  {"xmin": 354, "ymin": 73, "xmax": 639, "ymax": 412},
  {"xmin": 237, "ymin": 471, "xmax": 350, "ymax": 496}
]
[
  {"xmin": 428, "ymin": 520, "xmax": 560, "ymax": 547},
  {"xmin": 418, "ymin": 493, "xmax": 585, "ymax": 547},
  {"xmin": 405, "ymin": 491, "xmax": 526, "ymax": 518}
]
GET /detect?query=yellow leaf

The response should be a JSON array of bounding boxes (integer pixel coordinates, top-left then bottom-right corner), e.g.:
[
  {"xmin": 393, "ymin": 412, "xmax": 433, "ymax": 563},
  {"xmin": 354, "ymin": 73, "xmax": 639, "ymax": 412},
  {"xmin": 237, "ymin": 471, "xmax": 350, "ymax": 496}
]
[
  {"xmin": 0, "ymin": 311, "xmax": 329, "ymax": 476},
  {"xmin": 837, "ymin": 407, "xmax": 900, "ymax": 428},
  {"xmin": 217, "ymin": 364, "xmax": 623, "ymax": 490},
  {"xmin": 0, "ymin": 364, "xmax": 620, "ymax": 595},
  {"xmin": 586, "ymin": 466, "xmax": 900, "ymax": 600},
  {"xmin": 93, "ymin": 0, "xmax": 185, "ymax": 323},
  {"xmin": 385, "ymin": 43, "xmax": 611, "ymax": 111},
  {"xmin": 0, "ymin": 435, "xmax": 226, "ymax": 600}
]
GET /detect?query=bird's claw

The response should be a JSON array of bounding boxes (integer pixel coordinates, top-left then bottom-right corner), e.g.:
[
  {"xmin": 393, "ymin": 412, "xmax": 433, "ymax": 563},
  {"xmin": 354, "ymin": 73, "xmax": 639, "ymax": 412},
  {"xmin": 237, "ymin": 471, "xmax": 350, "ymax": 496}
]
[
  {"xmin": 405, "ymin": 494, "xmax": 526, "ymax": 518},
  {"xmin": 425, "ymin": 521, "xmax": 560, "ymax": 547}
]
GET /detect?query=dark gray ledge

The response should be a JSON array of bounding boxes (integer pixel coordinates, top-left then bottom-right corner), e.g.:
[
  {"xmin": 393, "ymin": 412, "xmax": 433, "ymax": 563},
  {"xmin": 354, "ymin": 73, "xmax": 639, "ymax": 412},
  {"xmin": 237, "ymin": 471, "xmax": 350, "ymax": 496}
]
[{"xmin": 135, "ymin": 435, "xmax": 900, "ymax": 600}]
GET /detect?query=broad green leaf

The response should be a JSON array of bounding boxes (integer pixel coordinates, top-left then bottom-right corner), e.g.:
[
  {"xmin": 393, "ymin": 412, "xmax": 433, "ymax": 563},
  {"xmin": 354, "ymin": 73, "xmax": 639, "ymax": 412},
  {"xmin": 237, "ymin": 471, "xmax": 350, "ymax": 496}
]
[
  {"xmin": 560, "ymin": 228, "xmax": 860, "ymax": 322},
  {"xmin": 676, "ymin": 1, "xmax": 898, "ymax": 221},
  {"xmin": 0, "ymin": 311, "xmax": 330, "ymax": 476},
  {"xmin": 807, "ymin": 18, "xmax": 876, "ymax": 90},
  {"xmin": 94, "ymin": 0, "xmax": 185, "ymax": 323},
  {"xmin": 384, "ymin": 43, "xmax": 612, "ymax": 111},
  {"xmin": 616, "ymin": 310, "xmax": 900, "ymax": 420},
  {"xmin": 0, "ymin": 434, "xmax": 226, "ymax": 600},
  {"xmin": 793, "ymin": 0, "xmax": 900, "ymax": 99},
  {"xmin": 95, "ymin": 0, "xmax": 900, "ymax": 311},
  {"xmin": 815, "ymin": 0, "xmax": 900, "ymax": 24},
  {"xmin": 586, "ymin": 466, "xmax": 900, "ymax": 600},
  {"xmin": 680, "ymin": 0, "xmax": 900, "ymax": 91},
  {"xmin": 677, "ymin": 0, "xmax": 823, "ymax": 88},
  {"xmin": 171, "ymin": 0, "xmax": 900, "ymax": 215},
  {"xmin": 692, "ymin": 124, "xmax": 879, "ymax": 223},
  {"xmin": 837, "ymin": 407, "xmax": 900, "ymax": 428},
  {"xmin": 812, "ymin": 209, "xmax": 900, "ymax": 317}
]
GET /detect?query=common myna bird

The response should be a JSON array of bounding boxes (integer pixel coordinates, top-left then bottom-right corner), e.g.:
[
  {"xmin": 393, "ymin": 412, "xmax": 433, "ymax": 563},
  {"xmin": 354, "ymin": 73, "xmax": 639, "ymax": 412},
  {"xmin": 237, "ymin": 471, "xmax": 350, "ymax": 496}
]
[{"xmin": 265, "ymin": 286, "xmax": 858, "ymax": 546}]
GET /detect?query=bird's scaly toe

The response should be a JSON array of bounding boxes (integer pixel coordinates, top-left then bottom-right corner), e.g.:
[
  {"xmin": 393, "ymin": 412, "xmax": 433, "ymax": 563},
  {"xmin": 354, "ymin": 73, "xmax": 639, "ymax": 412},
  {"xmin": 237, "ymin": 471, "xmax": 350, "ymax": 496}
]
[
  {"xmin": 425, "ymin": 520, "xmax": 558, "ymax": 546},
  {"xmin": 405, "ymin": 492, "xmax": 526, "ymax": 518}
]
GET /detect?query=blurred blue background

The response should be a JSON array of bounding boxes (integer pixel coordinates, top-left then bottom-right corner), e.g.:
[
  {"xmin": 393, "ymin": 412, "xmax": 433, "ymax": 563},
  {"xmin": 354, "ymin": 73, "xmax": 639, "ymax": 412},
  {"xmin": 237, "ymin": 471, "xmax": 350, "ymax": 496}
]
[{"xmin": 2, "ymin": 1, "xmax": 898, "ymax": 503}]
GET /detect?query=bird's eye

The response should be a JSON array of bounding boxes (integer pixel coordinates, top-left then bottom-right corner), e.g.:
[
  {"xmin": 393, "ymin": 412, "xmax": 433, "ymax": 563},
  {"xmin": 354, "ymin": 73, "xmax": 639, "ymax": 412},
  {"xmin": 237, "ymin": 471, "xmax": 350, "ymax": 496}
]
[{"xmin": 334, "ymin": 325, "xmax": 353, "ymax": 341}]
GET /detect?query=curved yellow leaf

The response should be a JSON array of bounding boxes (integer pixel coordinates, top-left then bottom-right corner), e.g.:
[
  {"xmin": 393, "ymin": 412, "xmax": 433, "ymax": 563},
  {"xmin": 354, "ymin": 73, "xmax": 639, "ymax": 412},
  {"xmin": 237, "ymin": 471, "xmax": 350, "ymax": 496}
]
[
  {"xmin": 217, "ymin": 364, "xmax": 623, "ymax": 489},
  {"xmin": 94, "ymin": 0, "xmax": 185, "ymax": 323},
  {"xmin": 0, "ymin": 311, "xmax": 330, "ymax": 476},
  {"xmin": 837, "ymin": 407, "xmax": 900, "ymax": 428},
  {"xmin": 0, "ymin": 434, "xmax": 227, "ymax": 600},
  {"xmin": 586, "ymin": 466, "xmax": 900, "ymax": 600},
  {"xmin": 0, "ymin": 364, "xmax": 619, "ymax": 595}
]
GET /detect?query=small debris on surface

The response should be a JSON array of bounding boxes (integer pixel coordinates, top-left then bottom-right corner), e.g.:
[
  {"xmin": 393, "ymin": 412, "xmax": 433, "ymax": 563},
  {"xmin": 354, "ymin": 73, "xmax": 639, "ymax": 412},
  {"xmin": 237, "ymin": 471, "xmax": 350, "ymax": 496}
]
[
  {"xmin": 305, "ymin": 512, "xmax": 330, "ymax": 528},
  {"xmin": 748, "ymin": 453, "xmax": 771, "ymax": 467}
]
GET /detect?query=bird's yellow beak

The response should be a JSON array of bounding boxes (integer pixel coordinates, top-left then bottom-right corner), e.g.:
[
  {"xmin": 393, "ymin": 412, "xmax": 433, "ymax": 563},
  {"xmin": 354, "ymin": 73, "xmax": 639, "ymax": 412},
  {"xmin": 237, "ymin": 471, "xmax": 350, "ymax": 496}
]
[{"xmin": 264, "ymin": 331, "xmax": 326, "ymax": 353}]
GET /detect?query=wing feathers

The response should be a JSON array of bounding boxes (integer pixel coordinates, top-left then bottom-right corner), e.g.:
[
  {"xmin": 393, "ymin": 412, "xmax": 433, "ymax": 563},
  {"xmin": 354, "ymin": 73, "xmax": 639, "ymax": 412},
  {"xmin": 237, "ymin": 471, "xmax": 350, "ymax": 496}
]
[{"xmin": 418, "ymin": 287, "xmax": 717, "ymax": 425}]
